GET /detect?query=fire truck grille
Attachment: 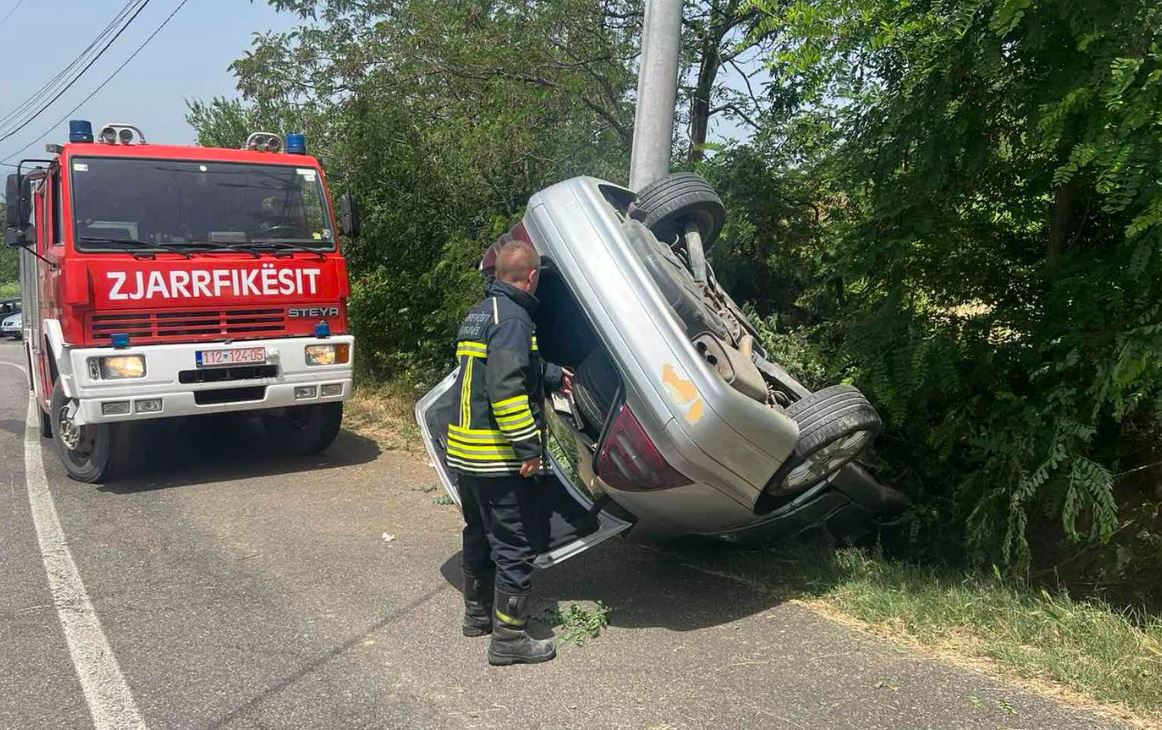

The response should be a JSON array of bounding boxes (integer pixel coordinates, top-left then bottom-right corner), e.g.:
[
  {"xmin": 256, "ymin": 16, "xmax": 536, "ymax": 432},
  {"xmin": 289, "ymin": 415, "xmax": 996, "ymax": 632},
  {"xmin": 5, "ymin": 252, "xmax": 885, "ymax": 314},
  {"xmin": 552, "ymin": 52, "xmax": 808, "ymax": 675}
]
[{"xmin": 88, "ymin": 308, "xmax": 286, "ymax": 344}]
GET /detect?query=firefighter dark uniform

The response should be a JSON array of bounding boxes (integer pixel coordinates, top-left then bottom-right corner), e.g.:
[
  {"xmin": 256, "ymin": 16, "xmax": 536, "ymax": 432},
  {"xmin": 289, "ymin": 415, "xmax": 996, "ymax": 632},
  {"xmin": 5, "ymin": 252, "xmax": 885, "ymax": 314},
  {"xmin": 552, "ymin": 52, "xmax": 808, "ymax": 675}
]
[{"xmin": 448, "ymin": 277, "xmax": 563, "ymax": 665}]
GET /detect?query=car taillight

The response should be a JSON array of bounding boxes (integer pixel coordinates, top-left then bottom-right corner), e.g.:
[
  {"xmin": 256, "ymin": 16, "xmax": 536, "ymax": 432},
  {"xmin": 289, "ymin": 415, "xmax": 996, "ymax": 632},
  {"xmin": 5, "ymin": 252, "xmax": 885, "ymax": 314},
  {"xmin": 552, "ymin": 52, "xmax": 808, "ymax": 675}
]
[{"xmin": 596, "ymin": 404, "xmax": 692, "ymax": 491}]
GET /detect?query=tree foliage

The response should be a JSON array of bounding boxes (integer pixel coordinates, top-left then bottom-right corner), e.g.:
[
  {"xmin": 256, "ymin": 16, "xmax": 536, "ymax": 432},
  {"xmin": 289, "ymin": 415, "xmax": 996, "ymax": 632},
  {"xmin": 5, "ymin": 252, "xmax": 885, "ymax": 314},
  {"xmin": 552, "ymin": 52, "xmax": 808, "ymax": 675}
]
[
  {"xmin": 0, "ymin": 202, "xmax": 16, "ymax": 289},
  {"xmin": 741, "ymin": 0, "xmax": 1162, "ymax": 581}
]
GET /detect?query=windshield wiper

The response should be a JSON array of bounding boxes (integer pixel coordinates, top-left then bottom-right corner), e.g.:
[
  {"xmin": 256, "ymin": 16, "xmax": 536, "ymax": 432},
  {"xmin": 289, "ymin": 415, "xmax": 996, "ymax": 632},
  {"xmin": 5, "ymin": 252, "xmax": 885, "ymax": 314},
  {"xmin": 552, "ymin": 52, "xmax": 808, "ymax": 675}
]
[
  {"xmin": 164, "ymin": 241, "xmax": 261, "ymax": 258},
  {"xmin": 246, "ymin": 240, "xmax": 329, "ymax": 260},
  {"xmin": 80, "ymin": 236, "xmax": 193, "ymax": 259}
]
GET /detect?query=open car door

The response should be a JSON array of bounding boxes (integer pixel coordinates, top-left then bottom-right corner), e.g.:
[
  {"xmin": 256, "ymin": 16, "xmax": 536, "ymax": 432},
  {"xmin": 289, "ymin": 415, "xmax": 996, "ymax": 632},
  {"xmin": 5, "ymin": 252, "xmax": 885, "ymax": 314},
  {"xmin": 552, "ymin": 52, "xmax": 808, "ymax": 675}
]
[{"xmin": 416, "ymin": 370, "xmax": 632, "ymax": 568}]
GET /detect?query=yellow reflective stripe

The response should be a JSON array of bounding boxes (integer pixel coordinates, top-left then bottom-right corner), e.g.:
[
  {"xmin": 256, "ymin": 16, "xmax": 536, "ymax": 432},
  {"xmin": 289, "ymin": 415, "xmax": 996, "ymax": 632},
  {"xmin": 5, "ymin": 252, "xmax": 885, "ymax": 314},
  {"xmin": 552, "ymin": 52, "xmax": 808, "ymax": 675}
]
[
  {"xmin": 500, "ymin": 422, "xmax": 540, "ymax": 439},
  {"xmin": 494, "ymin": 407, "xmax": 532, "ymax": 422},
  {"xmin": 530, "ymin": 335, "xmax": 539, "ymax": 352},
  {"xmin": 496, "ymin": 415, "xmax": 535, "ymax": 430},
  {"xmin": 459, "ymin": 358, "xmax": 474, "ymax": 429},
  {"xmin": 456, "ymin": 347, "xmax": 487, "ymax": 359},
  {"xmin": 448, "ymin": 435, "xmax": 510, "ymax": 448},
  {"xmin": 494, "ymin": 609, "xmax": 525, "ymax": 627},
  {"xmin": 447, "ymin": 439, "xmax": 518, "ymax": 453},
  {"xmin": 459, "ymin": 340, "xmax": 487, "ymax": 351},
  {"xmin": 491, "ymin": 395, "xmax": 528, "ymax": 410},
  {"xmin": 448, "ymin": 425, "xmax": 507, "ymax": 438},
  {"xmin": 447, "ymin": 445, "xmax": 518, "ymax": 461},
  {"xmin": 492, "ymin": 401, "xmax": 530, "ymax": 416}
]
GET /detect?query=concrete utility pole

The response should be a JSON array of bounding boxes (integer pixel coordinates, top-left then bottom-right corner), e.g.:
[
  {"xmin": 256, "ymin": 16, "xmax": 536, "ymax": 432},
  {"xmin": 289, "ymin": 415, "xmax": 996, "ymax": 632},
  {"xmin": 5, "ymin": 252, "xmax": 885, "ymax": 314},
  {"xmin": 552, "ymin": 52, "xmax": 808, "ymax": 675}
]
[{"xmin": 628, "ymin": 0, "xmax": 683, "ymax": 192}]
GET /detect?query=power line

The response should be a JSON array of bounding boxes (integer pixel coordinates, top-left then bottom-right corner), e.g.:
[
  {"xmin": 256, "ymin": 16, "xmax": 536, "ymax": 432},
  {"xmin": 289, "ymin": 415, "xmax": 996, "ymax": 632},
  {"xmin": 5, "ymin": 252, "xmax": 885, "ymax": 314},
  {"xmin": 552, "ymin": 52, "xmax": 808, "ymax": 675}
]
[
  {"xmin": 0, "ymin": 0, "xmax": 192, "ymax": 164},
  {"xmin": 0, "ymin": 0, "xmax": 25, "ymax": 31},
  {"xmin": 0, "ymin": 0, "xmax": 142, "ymax": 133},
  {"xmin": 0, "ymin": 0, "xmax": 153, "ymax": 144}
]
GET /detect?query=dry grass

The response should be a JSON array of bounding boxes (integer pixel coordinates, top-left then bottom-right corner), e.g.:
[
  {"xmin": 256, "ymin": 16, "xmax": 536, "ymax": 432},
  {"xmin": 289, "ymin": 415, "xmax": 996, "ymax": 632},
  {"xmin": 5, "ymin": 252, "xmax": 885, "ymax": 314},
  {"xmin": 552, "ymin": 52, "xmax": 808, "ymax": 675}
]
[
  {"xmin": 671, "ymin": 543, "xmax": 1162, "ymax": 726},
  {"xmin": 343, "ymin": 380, "xmax": 425, "ymax": 453}
]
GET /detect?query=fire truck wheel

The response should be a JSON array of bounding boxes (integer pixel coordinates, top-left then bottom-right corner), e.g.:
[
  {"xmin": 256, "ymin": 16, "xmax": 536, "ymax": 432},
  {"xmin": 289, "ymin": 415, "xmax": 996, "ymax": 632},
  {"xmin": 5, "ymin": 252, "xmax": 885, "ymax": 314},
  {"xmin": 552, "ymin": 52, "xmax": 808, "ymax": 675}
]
[
  {"xmin": 50, "ymin": 379, "xmax": 116, "ymax": 483},
  {"xmin": 38, "ymin": 405, "xmax": 52, "ymax": 439},
  {"xmin": 262, "ymin": 402, "xmax": 343, "ymax": 455}
]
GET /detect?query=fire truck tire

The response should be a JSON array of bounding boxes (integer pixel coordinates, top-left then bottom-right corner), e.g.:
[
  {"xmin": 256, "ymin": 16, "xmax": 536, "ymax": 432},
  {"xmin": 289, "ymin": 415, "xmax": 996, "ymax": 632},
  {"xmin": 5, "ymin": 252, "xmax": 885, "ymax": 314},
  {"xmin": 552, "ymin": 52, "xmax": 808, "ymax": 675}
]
[
  {"xmin": 263, "ymin": 402, "xmax": 343, "ymax": 455},
  {"xmin": 38, "ymin": 405, "xmax": 52, "ymax": 438},
  {"xmin": 50, "ymin": 379, "xmax": 123, "ymax": 483}
]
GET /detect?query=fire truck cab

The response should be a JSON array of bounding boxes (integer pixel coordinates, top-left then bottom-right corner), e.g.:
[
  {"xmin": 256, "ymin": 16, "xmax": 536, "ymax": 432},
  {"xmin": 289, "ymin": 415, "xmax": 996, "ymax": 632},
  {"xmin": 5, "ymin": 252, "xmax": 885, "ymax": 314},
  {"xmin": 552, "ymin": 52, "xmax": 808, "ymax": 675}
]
[{"xmin": 5, "ymin": 121, "xmax": 357, "ymax": 483}]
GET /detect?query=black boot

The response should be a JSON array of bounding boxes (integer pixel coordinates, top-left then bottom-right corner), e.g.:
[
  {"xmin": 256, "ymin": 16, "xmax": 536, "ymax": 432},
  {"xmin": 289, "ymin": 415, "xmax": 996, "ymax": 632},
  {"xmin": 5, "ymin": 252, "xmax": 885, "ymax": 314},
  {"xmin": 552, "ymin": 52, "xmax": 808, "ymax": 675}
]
[
  {"xmin": 488, "ymin": 588, "xmax": 556, "ymax": 666},
  {"xmin": 462, "ymin": 567, "xmax": 495, "ymax": 637}
]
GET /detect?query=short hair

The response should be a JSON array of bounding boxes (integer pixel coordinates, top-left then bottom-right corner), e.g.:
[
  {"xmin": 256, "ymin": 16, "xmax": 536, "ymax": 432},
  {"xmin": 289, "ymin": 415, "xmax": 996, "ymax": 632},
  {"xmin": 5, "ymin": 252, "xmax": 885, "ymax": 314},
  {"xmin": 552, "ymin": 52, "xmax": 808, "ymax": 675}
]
[{"xmin": 494, "ymin": 238, "xmax": 540, "ymax": 283}]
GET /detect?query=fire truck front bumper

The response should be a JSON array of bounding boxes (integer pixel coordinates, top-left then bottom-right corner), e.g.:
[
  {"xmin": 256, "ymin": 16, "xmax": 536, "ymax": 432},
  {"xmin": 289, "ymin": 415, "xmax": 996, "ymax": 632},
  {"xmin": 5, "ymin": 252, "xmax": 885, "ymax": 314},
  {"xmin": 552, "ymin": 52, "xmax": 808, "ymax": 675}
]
[{"xmin": 63, "ymin": 336, "xmax": 354, "ymax": 425}]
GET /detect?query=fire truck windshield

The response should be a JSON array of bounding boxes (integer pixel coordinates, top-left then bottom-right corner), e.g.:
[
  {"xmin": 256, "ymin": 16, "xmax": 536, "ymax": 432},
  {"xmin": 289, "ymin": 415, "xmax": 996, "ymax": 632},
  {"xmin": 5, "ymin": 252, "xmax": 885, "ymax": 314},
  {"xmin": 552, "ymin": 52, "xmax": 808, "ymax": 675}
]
[{"xmin": 70, "ymin": 157, "xmax": 335, "ymax": 252}]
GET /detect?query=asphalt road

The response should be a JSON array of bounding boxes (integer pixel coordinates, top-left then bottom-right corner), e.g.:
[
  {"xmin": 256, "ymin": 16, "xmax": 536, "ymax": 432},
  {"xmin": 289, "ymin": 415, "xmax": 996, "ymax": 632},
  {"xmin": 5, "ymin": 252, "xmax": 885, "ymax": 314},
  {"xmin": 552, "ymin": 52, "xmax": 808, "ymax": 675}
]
[{"xmin": 0, "ymin": 340, "xmax": 1131, "ymax": 729}]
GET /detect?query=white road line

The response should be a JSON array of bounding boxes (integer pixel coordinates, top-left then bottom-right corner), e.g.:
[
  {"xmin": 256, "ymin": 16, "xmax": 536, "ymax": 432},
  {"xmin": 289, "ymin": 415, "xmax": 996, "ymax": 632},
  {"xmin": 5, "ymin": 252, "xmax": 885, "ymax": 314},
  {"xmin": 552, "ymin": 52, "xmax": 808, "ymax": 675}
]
[
  {"xmin": 0, "ymin": 359, "xmax": 27, "ymax": 375},
  {"xmin": 23, "ymin": 395, "xmax": 147, "ymax": 730}
]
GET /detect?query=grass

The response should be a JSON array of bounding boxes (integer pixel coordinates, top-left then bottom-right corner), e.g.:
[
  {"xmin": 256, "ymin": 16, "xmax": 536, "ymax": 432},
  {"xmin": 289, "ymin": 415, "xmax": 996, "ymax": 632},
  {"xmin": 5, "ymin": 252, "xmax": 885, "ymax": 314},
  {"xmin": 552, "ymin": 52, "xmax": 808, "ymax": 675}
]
[
  {"xmin": 0, "ymin": 280, "xmax": 18, "ymax": 299},
  {"xmin": 343, "ymin": 379, "xmax": 425, "ymax": 452},
  {"xmin": 551, "ymin": 601, "xmax": 610, "ymax": 647},
  {"xmin": 672, "ymin": 543, "xmax": 1162, "ymax": 721}
]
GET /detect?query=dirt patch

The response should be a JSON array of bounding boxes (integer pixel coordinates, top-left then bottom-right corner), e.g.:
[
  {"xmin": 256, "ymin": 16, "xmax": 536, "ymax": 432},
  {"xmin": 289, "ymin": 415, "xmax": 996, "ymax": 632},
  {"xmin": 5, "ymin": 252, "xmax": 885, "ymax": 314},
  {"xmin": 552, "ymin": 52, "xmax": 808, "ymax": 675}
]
[{"xmin": 344, "ymin": 382, "xmax": 425, "ymax": 453}]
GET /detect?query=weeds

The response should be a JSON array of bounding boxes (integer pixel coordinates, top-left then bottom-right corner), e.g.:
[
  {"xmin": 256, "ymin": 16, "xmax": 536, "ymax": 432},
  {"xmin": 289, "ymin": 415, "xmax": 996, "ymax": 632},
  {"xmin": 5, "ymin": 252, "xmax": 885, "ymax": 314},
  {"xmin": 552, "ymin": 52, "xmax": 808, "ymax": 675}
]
[
  {"xmin": 433, "ymin": 494, "xmax": 454, "ymax": 506},
  {"xmin": 551, "ymin": 601, "xmax": 610, "ymax": 647}
]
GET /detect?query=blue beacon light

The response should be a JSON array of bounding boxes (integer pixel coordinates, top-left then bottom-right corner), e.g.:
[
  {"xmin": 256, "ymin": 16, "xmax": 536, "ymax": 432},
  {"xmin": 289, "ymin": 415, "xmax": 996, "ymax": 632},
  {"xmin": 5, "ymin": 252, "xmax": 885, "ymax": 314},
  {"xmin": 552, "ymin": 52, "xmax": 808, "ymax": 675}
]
[
  {"xmin": 69, "ymin": 120, "xmax": 94, "ymax": 143},
  {"xmin": 285, "ymin": 133, "xmax": 307, "ymax": 154}
]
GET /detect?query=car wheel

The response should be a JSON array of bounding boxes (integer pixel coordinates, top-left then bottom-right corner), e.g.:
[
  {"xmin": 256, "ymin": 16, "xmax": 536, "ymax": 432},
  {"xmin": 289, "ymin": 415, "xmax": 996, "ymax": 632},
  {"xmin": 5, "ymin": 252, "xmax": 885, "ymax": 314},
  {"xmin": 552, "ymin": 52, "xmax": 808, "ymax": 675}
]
[
  {"xmin": 572, "ymin": 348, "xmax": 620, "ymax": 432},
  {"xmin": 767, "ymin": 385, "xmax": 881, "ymax": 497},
  {"xmin": 50, "ymin": 379, "xmax": 116, "ymax": 483},
  {"xmin": 632, "ymin": 172, "xmax": 727, "ymax": 249},
  {"xmin": 262, "ymin": 402, "xmax": 343, "ymax": 455}
]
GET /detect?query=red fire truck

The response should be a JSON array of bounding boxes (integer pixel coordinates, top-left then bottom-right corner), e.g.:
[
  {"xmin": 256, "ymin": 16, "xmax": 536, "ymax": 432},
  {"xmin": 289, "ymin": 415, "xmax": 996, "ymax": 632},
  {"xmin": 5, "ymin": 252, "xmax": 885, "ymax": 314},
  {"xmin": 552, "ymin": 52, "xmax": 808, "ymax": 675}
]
[{"xmin": 4, "ymin": 120, "xmax": 358, "ymax": 483}]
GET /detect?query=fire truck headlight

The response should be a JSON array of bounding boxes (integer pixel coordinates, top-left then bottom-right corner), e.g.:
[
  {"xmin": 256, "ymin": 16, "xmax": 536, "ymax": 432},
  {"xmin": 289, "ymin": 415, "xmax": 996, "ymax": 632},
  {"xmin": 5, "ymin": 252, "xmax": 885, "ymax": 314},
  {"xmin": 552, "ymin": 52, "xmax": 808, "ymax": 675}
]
[
  {"xmin": 305, "ymin": 344, "xmax": 350, "ymax": 366},
  {"xmin": 96, "ymin": 355, "xmax": 146, "ymax": 379}
]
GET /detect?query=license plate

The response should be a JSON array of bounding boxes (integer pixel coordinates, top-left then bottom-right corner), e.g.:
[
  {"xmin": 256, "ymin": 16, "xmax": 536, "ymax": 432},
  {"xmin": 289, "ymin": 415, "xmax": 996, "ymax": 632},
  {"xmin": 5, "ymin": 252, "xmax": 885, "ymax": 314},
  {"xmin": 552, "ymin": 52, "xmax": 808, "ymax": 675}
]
[{"xmin": 196, "ymin": 347, "xmax": 267, "ymax": 368}]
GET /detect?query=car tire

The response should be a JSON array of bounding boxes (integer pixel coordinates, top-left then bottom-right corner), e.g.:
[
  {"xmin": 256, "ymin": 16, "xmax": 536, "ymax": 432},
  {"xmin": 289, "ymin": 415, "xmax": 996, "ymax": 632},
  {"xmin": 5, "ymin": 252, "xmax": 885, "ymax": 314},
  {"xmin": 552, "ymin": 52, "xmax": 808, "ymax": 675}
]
[
  {"xmin": 263, "ymin": 402, "xmax": 343, "ymax": 455},
  {"xmin": 767, "ymin": 385, "xmax": 881, "ymax": 498},
  {"xmin": 632, "ymin": 172, "xmax": 727, "ymax": 249},
  {"xmin": 572, "ymin": 348, "xmax": 620, "ymax": 432},
  {"xmin": 50, "ymin": 379, "xmax": 118, "ymax": 483}
]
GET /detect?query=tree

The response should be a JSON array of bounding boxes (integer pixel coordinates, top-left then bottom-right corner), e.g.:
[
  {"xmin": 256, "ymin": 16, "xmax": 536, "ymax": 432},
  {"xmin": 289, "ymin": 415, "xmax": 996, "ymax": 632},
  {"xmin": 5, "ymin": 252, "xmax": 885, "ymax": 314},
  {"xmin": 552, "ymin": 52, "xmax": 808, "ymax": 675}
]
[
  {"xmin": 750, "ymin": 0, "xmax": 1162, "ymax": 573},
  {"xmin": 0, "ymin": 201, "xmax": 16, "ymax": 293},
  {"xmin": 679, "ymin": 0, "xmax": 772, "ymax": 161}
]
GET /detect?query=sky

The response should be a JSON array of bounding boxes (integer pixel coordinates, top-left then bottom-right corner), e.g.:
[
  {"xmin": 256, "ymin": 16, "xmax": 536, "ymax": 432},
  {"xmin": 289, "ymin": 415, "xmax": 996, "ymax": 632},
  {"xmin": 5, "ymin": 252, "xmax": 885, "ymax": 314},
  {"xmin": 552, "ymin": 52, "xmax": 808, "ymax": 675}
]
[{"xmin": 0, "ymin": 0, "xmax": 297, "ymax": 165}]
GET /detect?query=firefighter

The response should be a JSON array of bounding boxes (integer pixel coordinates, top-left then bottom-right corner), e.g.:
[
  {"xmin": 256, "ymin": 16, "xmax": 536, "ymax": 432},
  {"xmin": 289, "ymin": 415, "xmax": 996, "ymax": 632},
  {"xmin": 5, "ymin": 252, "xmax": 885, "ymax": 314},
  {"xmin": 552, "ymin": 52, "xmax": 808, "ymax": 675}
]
[{"xmin": 447, "ymin": 236, "xmax": 572, "ymax": 666}]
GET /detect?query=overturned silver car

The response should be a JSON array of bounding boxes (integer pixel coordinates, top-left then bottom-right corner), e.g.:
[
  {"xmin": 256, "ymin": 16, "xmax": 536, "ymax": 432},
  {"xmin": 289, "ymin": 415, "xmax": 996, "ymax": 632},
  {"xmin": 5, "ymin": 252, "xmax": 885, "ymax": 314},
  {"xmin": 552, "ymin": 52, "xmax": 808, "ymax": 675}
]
[{"xmin": 418, "ymin": 173, "xmax": 906, "ymax": 566}]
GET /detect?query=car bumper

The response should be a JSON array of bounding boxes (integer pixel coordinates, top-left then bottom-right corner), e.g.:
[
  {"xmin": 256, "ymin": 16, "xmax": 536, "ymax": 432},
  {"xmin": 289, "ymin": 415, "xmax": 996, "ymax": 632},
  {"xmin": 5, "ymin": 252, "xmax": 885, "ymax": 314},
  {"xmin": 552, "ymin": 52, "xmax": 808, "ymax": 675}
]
[
  {"xmin": 605, "ymin": 461, "xmax": 907, "ymax": 544},
  {"xmin": 64, "ymin": 335, "xmax": 354, "ymax": 425}
]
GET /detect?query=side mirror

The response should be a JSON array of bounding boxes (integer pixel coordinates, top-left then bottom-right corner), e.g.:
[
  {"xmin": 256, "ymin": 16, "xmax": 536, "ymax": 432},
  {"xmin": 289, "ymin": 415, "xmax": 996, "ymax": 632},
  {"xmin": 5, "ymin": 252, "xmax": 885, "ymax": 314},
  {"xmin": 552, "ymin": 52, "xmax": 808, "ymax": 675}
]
[
  {"xmin": 6, "ymin": 174, "xmax": 34, "ymax": 248},
  {"xmin": 338, "ymin": 193, "xmax": 360, "ymax": 239},
  {"xmin": 5, "ymin": 225, "xmax": 34, "ymax": 248},
  {"xmin": 5, "ymin": 174, "xmax": 23, "ymax": 229}
]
